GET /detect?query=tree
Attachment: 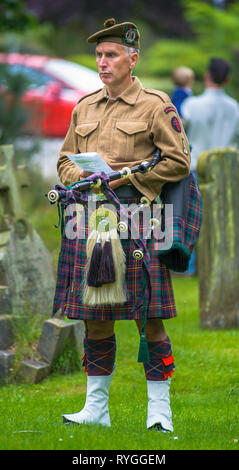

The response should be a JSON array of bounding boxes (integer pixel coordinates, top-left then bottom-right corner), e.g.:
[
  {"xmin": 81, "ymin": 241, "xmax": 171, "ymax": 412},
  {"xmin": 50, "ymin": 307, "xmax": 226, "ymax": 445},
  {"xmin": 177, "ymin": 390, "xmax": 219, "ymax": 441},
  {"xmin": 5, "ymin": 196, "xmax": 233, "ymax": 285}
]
[
  {"xmin": 25, "ymin": 0, "xmax": 192, "ymax": 38},
  {"xmin": 0, "ymin": 1, "xmax": 40, "ymax": 148},
  {"xmin": 182, "ymin": 0, "xmax": 239, "ymax": 98},
  {"xmin": 0, "ymin": 66, "xmax": 30, "ymax": 144},
  {"xmin": 0, "ymin": 0, "xmax": 36, "ymax": 32}
]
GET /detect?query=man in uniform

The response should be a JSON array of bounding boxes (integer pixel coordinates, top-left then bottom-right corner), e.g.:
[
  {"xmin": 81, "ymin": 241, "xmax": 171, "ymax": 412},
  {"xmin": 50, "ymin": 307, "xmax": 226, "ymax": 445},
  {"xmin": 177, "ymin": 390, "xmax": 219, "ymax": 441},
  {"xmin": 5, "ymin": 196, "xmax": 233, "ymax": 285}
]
[{"xmin": 56, "ymin": 18, "xmax": 191, "ymax": 433}]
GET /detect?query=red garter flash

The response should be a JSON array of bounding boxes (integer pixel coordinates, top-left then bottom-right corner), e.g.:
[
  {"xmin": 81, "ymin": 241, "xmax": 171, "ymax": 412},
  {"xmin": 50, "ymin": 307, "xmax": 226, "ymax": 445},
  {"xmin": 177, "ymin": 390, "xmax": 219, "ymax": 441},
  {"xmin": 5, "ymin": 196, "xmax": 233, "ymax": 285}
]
[{"xmin": 162, "ymin": 354, "xmax": 175, "ymax": 379}]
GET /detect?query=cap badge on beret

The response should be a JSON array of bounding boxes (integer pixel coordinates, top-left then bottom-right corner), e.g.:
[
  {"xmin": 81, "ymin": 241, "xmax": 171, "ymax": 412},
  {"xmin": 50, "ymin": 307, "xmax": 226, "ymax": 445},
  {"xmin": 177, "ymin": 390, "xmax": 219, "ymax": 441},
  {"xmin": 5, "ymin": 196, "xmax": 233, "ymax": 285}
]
[
  {"xmin": 87, "ymin": 18, "xmax": 140, "ymax": 49},
  {"xmin": 122, "ymin": 25, "xmax": 138, "ymax": 47}
]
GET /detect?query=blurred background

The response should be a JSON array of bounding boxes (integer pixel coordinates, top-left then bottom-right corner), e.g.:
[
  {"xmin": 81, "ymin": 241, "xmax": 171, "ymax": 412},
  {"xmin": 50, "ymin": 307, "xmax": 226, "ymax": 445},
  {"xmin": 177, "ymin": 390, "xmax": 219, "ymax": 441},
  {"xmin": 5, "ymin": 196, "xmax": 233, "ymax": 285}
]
[
  {"xmin": 1, "ymin": 0, "xmax": 239, "ymax": 155},
  {"xmin": 1, "ymin": 0, "xmax": 239, "ymax": 271}
]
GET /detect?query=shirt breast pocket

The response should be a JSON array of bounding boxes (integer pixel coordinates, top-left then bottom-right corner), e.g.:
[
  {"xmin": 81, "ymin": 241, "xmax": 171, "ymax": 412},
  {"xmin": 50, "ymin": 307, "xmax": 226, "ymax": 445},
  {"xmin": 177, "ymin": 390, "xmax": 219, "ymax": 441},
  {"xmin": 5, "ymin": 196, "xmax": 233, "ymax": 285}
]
[
  {"xmin": 115, "ymin": 121, "xmax": 148, "ymax": 162},
  {"xmin": 75, "ymin": 121, "xmax": 99, "ymax": 153}
]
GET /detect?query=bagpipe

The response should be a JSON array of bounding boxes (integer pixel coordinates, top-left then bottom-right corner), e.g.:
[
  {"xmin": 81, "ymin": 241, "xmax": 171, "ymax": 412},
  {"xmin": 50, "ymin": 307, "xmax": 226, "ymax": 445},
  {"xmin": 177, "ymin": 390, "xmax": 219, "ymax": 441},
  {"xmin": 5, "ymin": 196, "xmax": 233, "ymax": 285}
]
[
  {"xmin": 47, "ymin": 150, "xmax": 162, "ymax": 305},
  {"xmin": 47, "ymin": 149, "xmax": 202, "ymax": 362},
  {"xmin": 47, "ymin": 148, "xmax": 203, "ymax": 275}
]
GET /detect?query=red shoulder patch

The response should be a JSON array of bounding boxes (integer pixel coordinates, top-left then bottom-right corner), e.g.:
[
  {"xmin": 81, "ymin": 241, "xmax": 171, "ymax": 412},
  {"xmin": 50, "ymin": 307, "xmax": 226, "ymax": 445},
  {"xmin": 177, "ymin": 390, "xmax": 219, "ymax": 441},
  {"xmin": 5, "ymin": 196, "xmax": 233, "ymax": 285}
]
[
  {"xmin": 164, "ymin": 106, "xmax": 176, "ymax": 114},
  {"xmin": 171, "ymin": 116, "xmax": 181, "ymax": 133}
]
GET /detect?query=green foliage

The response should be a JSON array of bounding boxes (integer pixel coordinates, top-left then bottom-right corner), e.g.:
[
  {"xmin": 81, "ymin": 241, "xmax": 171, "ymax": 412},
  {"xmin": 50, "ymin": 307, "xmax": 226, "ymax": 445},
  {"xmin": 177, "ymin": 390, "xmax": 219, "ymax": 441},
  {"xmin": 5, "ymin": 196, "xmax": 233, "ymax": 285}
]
[
  {"xmin": 67, "ymin": 53, "xmax": 98, "ymax": 72},
  {"xmin": 51, "ymin": 339, "xmax": 82, "ymax": 376},
  {"xmin": 0, "ymin": 0, "xmax": 37, "ymax": 33},
  {"xmin": 141, "ymin": 39, "xmax": 210, "ymax": 79},
  {"xmin": 0, "ymin": 64, "xmax": 41, "ymax": 156},
  {"xmin": 183, "ymin": 0, "xmax": 239, "ymax": 52},
  {"xmin": 0, "ymin": 65, "xmax": 30, "ymax": 144},
  {"xmin": 0, "ymin": 22, "xmax": 90, "ymax": 57},
  {"xmin": 136, "ymin": 1, "xmax": 239, "ymax": 99},
  {"xmin": 8, "ymin": 311, "xmax": 47, "ymax": 383},
  {"xmin": 181, "ymin": 0, "xmax": 239, "ymax": 99}
]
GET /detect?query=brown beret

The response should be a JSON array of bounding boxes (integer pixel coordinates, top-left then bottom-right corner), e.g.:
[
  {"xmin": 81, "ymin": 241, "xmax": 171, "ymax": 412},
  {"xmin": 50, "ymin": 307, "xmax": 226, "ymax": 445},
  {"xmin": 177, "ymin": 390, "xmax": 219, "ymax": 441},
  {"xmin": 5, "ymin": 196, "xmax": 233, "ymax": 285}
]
[{"xmin": 87, "ymin": 18, "xmax": 140, "ymax": 49}]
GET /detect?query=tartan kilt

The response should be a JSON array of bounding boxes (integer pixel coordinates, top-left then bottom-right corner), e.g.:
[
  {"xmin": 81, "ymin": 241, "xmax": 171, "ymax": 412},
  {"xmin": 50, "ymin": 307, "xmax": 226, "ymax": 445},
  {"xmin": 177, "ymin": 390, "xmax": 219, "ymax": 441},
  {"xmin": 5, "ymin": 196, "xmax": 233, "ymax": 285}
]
[{"xmin": 52, "ymin": 195, "xmax": 177, "ymax": 321}]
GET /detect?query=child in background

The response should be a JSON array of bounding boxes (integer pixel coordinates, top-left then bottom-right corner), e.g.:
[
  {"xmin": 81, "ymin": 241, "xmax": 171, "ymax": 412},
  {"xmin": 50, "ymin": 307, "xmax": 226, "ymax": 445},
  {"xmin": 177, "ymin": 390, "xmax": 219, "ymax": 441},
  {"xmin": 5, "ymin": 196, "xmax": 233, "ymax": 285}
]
[{"xmin": 171, "ymin": 67, "xmax": 195, "ymax": 116}]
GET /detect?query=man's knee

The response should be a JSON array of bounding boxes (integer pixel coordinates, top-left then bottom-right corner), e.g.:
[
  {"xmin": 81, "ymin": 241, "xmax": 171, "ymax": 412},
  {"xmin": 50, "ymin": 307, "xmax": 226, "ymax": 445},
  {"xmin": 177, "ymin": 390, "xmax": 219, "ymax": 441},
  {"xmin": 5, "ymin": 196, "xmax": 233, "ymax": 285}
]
[
  {"xmin": 86, "ymin": 320, "xmax": 115, "ymax": 339},
  {"xmin": 146, "ymin": 318, "xmax": 165, "ymax": 335},
  {"xmin": 135, "ymin": 318, "xmax": 166, "ymax": 342}
]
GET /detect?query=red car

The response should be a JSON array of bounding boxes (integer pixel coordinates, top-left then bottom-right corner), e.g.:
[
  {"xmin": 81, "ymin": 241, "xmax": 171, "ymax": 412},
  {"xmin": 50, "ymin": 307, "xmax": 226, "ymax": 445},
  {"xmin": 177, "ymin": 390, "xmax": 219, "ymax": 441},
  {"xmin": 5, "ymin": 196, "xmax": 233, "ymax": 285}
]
[{"xmin": 0, "ymin": 53, "xmax": 103, "ymax": 137}]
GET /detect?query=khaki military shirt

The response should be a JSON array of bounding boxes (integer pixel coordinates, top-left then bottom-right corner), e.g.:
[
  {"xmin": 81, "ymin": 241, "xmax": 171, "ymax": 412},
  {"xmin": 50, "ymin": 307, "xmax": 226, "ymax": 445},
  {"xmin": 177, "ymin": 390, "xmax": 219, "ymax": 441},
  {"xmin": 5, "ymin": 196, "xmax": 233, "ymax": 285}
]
[{"xmin": 57, "ymin": 77, "xmax": 191, "ymax": 201}]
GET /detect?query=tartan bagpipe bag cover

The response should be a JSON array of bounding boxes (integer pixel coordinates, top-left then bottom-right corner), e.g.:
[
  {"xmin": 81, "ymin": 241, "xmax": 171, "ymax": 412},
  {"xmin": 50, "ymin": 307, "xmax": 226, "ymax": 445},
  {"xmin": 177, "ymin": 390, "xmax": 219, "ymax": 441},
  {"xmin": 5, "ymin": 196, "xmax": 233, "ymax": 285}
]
[{"xmin": 158, "ymin": 172, "xmax": 203, "ymax": 272}]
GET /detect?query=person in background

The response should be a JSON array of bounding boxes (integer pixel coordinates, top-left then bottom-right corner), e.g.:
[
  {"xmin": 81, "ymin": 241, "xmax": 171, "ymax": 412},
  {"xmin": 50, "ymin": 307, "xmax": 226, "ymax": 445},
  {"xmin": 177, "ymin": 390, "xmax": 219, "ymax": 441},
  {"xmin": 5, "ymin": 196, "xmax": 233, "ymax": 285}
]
[
  {"xmin": 171, "ymin": 66, "xmax": 195, "ymax": 116},
  {"xmin": 181, "ymin": 58, "xmax": 239, "ymax": 173},
  {"xmin": 181, "ymin": 58, "xmax": 239, "ymax": 276}
]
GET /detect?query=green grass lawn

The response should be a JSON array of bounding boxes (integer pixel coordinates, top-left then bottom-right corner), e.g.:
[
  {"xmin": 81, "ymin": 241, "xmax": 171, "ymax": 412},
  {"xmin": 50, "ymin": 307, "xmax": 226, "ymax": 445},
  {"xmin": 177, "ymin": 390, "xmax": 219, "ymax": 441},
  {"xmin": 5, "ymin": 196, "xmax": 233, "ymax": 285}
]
[{"xmin": 0, "ymin": 276, "xmax": 238, "ymax": 451}]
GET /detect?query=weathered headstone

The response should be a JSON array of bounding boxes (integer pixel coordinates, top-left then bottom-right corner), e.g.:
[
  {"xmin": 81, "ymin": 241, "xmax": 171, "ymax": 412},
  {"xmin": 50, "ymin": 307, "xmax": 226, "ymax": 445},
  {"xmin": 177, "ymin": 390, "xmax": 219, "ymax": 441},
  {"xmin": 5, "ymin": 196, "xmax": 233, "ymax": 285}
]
[
  {"xmin": 0, "ymin": 350, "xmax": 14, "ymax": 385},
  {"xmin": 15, "ymin": 318, "xmax": 84, "ymax": 384},
  {"xmin": 18, "ymin": 360, "xmax": 50, "ymax": 384},
  {"xmin": 197, "ymin": 148, "xmax": 239, "ymax": 329},
  {"xmin": 38, "ymin": 318, "xmax": 84, "ymax": 365},
  {"xmin": 0, "ymin": 315, "xmax": 14, "ymax": 349},
  {"xmin": 38, "ymin": 318, "xmax": 74, "ymax": 364},
  {"xmin": 0, "ymin": 144, "xmax": 55, "ymax": 315},
  {"xmin": 0, "ymin": 145, "xmax": 85, "ymax": 386}
]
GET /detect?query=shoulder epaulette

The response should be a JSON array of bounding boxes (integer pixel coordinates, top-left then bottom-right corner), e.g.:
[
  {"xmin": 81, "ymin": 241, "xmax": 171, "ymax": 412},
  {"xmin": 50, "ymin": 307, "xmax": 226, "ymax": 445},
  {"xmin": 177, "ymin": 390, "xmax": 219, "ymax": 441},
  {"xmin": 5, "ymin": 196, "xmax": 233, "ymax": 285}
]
[
  {"xmin": 143, "ymin": 88, "xmax": 170, "ymax": 103},
  {"xmin": 77, "ymin": 88, "xmax": 103, "ymax": 104}
]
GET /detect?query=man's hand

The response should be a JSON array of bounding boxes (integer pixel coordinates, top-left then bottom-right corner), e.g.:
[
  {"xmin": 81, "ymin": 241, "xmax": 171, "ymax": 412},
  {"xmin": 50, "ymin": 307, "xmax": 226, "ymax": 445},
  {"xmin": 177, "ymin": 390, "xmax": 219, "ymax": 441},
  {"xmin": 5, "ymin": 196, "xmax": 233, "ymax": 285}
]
[
  {"xmin": 109, "ymin": 176, "xmax": 129, "ymax": 190},
  {"xmin": 79, "ymin": 169, "xmax": 93, "ymax": 180},
  {"xmin": 78, "ymin": 169, "xmax": 129, "ymax": 193}
]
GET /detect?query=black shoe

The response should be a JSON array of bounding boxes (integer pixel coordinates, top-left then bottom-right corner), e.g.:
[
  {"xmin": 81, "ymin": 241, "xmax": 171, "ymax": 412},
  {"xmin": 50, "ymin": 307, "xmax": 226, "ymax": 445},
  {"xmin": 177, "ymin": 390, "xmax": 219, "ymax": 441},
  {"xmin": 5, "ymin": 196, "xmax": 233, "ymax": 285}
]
[{"xmin": 148, "ymin": 423, "xmax": 170, "ymax": 433}]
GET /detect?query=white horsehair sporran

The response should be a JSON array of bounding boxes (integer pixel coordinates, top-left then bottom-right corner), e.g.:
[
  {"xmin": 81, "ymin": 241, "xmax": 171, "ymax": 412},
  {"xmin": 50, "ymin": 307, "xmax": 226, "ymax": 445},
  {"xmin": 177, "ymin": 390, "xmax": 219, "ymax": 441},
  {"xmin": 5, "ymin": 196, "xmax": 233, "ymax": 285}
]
[{"xmin": 83, "ymin": 206, "xmax": 127, "ymax": 306}]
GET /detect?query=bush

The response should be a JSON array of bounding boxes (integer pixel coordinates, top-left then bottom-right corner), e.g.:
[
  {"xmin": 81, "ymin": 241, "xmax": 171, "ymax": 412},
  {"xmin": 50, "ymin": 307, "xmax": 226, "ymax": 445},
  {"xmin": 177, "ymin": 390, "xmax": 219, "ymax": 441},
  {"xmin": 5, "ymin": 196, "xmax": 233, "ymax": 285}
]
[
  {"xmin": 67, "ymin": 54, "xmax": 98, "ymax": 72},
  {"xmin": 140, "ymin": 39, "xmax": 211, "ymax": 79},
  {"xmin": 0, "ymin": 65, "xmax": 30, "ymax": 144}
]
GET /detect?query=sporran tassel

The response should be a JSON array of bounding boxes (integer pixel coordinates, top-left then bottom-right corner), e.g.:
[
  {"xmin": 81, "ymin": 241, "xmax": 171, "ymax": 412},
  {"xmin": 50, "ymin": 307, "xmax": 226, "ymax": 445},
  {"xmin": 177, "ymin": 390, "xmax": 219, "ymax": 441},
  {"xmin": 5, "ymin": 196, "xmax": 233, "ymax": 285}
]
[
  {"xmin": 97, "ymin": 231, "xmax": 115, "ymax": 285},
  {"xmin": 86, "ymin": 231, "xmax": 103, "ymax": 287}
]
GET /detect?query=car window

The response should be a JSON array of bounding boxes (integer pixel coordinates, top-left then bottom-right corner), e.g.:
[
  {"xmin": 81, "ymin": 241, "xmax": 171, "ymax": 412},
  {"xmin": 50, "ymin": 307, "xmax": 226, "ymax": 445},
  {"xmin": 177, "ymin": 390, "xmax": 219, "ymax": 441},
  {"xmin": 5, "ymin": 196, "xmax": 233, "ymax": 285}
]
[
  {"xmin": 0, "ymin": 63, "xmax": 55, "ymax": 89},
  {"xmin": 45, "ymin": 59, "xmax": 103, "ymax": 92}
]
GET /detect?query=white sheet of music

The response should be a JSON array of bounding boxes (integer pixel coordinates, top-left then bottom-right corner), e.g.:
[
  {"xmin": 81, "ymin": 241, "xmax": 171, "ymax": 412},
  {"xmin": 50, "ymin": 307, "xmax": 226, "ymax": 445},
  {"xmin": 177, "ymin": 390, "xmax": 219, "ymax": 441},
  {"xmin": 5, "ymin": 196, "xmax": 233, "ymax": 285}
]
[{"xmin": 67, "ymin": 152, "xmax": 112, "ymax": 174}]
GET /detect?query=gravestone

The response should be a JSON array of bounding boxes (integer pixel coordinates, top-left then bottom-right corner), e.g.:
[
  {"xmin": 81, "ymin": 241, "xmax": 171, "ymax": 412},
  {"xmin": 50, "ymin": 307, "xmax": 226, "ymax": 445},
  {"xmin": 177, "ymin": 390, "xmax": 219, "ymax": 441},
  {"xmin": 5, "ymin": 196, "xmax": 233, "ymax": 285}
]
[
  {"xmin": 18, "ymin": 360, "xmax": 50, "ymax": 384},
  {"xmin": 18, "ymin": 318, "xmax": 84, "ymax": 384},
  {"xmin": 0, "ymin": 145, "xmax": 84, "ymax": 386},
  {"xmin": 38, "ymin": 318, "xmax": 84, "ymax": 365},
  {"xmin": 0, "ymin": 350, "xmax": 14, "ymax": 385},
  {"xmin": 0, "ymin": 144, "xmax": 55, "ymax": 315},
  {"xmin": 197, "ymin": 148, "xmax": 239, "ymax": 329},
  {"xmin": 0, "ymin": 315, "xmax": 15, "ymax": 349}
]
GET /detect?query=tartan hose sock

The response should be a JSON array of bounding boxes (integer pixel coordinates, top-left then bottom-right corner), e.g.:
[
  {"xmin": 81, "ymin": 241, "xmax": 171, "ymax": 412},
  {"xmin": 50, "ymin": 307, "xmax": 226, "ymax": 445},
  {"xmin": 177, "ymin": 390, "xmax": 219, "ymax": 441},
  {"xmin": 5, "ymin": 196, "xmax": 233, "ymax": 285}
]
[
  {"xmin": 82, "ymin": 334, "xmax": 116, "ymax": 376},
  {"xmin": 143, "ymin": 336, "xmax": 175, "ymax": 381}
]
